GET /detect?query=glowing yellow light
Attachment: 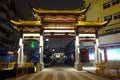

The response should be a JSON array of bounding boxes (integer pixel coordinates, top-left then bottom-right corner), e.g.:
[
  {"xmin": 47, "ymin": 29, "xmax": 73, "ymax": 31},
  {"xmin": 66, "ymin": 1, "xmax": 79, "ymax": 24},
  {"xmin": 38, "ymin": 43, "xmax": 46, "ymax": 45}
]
[{"xmin": 8, "ymin": 51, "xmax": 14, "ymax": 54}]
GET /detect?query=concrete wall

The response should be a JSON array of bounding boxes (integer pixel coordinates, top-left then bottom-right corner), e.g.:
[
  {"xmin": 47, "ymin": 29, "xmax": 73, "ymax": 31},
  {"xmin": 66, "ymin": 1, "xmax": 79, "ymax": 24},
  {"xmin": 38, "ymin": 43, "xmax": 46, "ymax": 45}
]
[
  {"xmin": 99, "ymin": 33, "xmax": 120, "ymax": 44},
  {"xmin": 85, "ymin": 0, "xmax": 103, "ymax": 21}
]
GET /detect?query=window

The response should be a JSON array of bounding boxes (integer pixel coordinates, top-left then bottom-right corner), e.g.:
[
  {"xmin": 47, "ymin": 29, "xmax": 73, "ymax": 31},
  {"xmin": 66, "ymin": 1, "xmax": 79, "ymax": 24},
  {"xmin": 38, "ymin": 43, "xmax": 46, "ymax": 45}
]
[
  {"xmin": 107, "ymin": 48, "xmax": 120, "ymax": 60},
  {"xmin": 104, "ymin": 15, "xmax": 112, "ymax": 21},
  {"xmin": 111, "ymin": 0, "xmax": 120, "ymax": 6},
  {"xmin": 112, "ymin": 0, "xmax": 117, "ymax": 5},
  {"xmin": 89, "ymin": 49, "xmax": 95, "ymax": 60},
  {"xmin": 103, "ymin": 2, "xmax": 111, "ymax": 9},
  {"xmin": 113, "ymin": 12, "xmax": 120, "ymax": 20},
  {"xmin": 89, "ymin": 49, "xmax": 104, "ymax": 60},
  {"xmin": 103, "ymin": 0, "xmax": 120, "ymax": 9}
]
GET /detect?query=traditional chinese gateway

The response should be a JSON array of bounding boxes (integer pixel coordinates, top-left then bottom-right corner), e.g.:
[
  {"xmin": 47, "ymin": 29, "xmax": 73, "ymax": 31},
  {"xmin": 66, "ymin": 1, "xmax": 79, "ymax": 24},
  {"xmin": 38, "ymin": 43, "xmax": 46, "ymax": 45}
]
[{"xmin": 10, "ymin": 5, "xmax": 108, "ymax": 71}]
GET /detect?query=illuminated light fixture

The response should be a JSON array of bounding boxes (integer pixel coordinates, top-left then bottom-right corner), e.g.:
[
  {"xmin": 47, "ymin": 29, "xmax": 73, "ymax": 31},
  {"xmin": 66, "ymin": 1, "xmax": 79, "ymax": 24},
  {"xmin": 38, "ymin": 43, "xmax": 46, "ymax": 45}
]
[
  {"xmin": 19, "ymin": 38, "xmax": 23, "ymax": 46},
  {"xmin": 76, "ymin": 36, "xmax": 79, "ymax": 46},
  {"xmin": 80, "ymin": 37, "xmax": 96, "ymax": 40},
  {"xmin": 8, "ymin": 51, "xmax": 14, "ymax": 54},
  {"xmin": 96, "ymin": 39, "xmax": 99, "ymax": 46},
  {"xmin": 79, "ymin": 34, "xmax": 95, "ymax": 37},
  {"xmin": 45, "ymin": 38, "xmax": 49, "ymax": 41},
  {"xmin": 44, "ymin": 27, "xmax": 74, "ymax": 29},
  {"xmin": 67, "ymin": 33, "xmax": 75, "ymax": 36},
  {"xmin": 52, "ymin": 49, "xmax": 55, "ymax": 52},
  {"xmin": 54, "ymin": 34, "xmax": 65, "ymax": 35},
  {"xmin": 39, "ymin": 46, "xmax": 42, "ymax": 53},
  {"xmin": 44, "ymin": 34, "xmax": 51, "ymax": 36},
  {"xmin": 23, "ymin": 33, "xmax": 40, "ymax": 37},
  {"xmin": 30, "ymin": 41, "xmax": 37, "ymax": 48},
  {"xmin": 44, "ymin": 30, "xmax": 75, "ymax": 33}
]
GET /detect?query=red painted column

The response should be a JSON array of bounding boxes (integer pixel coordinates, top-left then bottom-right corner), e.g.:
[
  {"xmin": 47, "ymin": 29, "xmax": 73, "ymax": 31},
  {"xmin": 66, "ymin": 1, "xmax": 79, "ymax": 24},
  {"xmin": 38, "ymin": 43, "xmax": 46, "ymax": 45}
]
[{"xmin": 104, "ymin": 48, "xmax": 107, "ymax": 62}]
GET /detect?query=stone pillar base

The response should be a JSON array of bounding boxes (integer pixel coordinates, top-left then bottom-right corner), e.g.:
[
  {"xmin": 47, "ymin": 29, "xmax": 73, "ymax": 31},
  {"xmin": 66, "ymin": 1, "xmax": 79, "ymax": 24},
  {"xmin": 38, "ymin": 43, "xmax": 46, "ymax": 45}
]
[
  {"xmin": 93, "ymin": 62, "xmax": 97, "ymax": 67},
  {"xmin": 33, "ymin": 63, "xmax": 44, "ymax": 72},
  {"xmin": 14, "ymin": 63, "xmax": 19, "ymax": 69},
  {"xmin": 14, "ymin": 63, "xmax": 24, "ymax": 68},
  {"xmin": 74, "ymin": 62, "xmax": 82, "ymax": 71},
  {"xmin": 34, "ymin": 63, "xmax": 40, "ymax": 72},
  {"xmin": 40, "ymin": 62, "xmax": 44, "ymax": 71}
]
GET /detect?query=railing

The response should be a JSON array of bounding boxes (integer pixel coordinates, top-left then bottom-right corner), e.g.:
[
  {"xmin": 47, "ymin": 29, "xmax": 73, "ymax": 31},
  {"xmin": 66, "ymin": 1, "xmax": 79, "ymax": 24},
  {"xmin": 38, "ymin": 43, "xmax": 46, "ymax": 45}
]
[
  {"xmin": 0, "ymin": 62, "xmax": 15, "ymax": 70},
  {"xmin": 96, "ymin": 62, "xmax": 120, "ymax": 79}
]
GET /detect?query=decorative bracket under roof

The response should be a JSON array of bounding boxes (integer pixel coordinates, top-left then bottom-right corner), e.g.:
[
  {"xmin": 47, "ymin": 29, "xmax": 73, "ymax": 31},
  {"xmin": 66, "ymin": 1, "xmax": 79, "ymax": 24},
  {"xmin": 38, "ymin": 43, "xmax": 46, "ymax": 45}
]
[{"xmin": 76, "ymin": 20, "xmax": 109, "ymax": 34}]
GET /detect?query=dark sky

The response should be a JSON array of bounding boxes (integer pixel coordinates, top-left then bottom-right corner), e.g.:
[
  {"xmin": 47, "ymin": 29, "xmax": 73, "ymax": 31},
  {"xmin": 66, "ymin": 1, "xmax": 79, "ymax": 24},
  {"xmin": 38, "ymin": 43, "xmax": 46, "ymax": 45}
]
[
  {"xmin": 46, "ymin": 38, "xmax": 73, "ymax": 49},
  {"xmin": 15, "ymin": 0, "xmax": 83, "ymax": 19},
  {"xmin": 14, "ymin": 0, "xmax": 82, "ymax": 48},
  {"xmin": 30, "ymin": 0, "xmax": 82, "ymax": 9}
]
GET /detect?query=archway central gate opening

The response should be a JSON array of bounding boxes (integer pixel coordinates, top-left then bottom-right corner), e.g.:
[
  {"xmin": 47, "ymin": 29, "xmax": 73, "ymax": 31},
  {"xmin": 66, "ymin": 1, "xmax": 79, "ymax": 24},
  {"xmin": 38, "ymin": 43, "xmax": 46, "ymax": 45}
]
[{"xmin": 43, "ymin": 29, "xmax": 76, "ymax": 67}]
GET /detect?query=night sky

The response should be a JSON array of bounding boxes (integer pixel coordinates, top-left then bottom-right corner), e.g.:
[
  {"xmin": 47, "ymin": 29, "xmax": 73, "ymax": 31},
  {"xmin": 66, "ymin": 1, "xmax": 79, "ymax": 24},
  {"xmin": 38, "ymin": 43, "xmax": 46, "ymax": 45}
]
[
  {"xmin": 15, "ymin": 0, "xmax": 83, "ymax": 19},
  {"xmin": 45, "ymin": 38, "xmax": 74, "ymax": 49}
]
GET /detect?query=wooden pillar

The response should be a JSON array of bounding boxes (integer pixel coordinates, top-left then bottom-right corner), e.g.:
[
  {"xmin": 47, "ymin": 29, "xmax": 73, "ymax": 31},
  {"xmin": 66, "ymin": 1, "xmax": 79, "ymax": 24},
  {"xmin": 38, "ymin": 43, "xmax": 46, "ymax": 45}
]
[
  {"xmin": 39, "ymin": 30, "xmax": 44, "ymax": 70},
  {"xmin": 94, "ymin": 28, "xmax": 102, "ymax": 64},
  {"xmin": 15, "ymin": 30, "xmax": 24, "ymax": 67},
  {"xmin": 20, "ymin": 42, "xmax": 24, "ymax": 64},
  {"xmin": 104, "ymin": 48, "xmax": 107, "ymax": 62},
  {"xmin": 74, "ymin": 29, "xmax": 82, "ymax": 70}
]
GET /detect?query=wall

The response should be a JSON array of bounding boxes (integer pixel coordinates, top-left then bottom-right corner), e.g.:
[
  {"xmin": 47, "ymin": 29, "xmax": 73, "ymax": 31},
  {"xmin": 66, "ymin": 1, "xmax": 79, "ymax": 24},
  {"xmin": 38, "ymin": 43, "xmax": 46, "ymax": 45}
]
[
  {"xmin": 99, "ymin": 33, "xmax": 120, "ymax": 44},
  {"xmin": 83, "ymin": 33, "xmax": 120, "ymax": 47},
  {"xmin": 85, "ymin": 0, "xmax": 103, "ymax": 21}
]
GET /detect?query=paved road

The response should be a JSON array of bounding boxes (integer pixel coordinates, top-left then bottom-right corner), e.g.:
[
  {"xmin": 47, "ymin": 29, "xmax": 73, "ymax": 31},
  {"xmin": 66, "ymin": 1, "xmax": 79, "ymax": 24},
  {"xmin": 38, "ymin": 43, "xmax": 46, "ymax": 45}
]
[{"xmin": 7, "ymin": 67, "xmax": 110, "ymax": 80}]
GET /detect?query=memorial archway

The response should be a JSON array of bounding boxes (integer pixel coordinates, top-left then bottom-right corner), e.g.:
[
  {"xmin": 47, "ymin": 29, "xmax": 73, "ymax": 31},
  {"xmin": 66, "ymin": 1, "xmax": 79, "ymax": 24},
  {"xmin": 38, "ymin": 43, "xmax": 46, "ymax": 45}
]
[{"xmin": 10, "ymin": 7, "xmax": 108, "ymax": 71}]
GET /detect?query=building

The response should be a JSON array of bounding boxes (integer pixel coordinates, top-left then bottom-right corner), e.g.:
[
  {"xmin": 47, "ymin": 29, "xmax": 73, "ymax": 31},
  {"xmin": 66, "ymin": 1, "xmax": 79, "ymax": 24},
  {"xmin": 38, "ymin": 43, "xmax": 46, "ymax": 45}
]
[
  {"xmin": 0, "ymin": 0, "xmax": 20, "ymax": 65},
  {"xmin": 83, "ymin": 0, "xmax": 120, "ymax": 63}
]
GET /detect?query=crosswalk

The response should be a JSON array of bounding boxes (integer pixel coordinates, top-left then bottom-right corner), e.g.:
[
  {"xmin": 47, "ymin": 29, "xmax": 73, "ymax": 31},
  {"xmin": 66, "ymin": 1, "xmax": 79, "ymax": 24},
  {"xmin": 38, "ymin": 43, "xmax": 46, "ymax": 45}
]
[{"xmin": 7, "ymin": 67, "xmax": 110, "ymax": 80}]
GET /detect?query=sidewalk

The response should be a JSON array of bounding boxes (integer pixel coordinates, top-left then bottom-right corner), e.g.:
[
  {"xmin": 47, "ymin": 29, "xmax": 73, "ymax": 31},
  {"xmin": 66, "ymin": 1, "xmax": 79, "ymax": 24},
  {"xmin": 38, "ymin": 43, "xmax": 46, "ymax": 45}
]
[
  {"xmin": 83, "ymin": 66, "xmax": 111, "ymax": 79},
  {"xmin": 83, "ymin": 66, "xmax": 96, "ymax": 74}
]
